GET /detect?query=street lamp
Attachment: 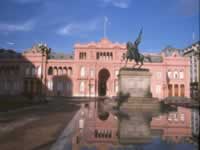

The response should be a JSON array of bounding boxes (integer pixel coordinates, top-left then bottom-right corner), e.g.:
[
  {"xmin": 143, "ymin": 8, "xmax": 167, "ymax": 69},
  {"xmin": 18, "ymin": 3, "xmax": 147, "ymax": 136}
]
[{"xmin": 38, "ymin": 43, "xmax": 51, "ymax": 102}]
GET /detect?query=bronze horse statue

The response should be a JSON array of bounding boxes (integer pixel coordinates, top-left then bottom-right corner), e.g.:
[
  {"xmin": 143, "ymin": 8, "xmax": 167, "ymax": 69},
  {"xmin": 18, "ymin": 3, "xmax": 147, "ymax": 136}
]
[{"xmin": 123, "ymin": 29, "xmax": 151, "ymax": 68}]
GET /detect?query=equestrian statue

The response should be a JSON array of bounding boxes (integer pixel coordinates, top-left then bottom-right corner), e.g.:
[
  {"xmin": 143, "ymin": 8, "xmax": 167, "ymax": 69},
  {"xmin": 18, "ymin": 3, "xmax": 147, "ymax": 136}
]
[{"xmin": 123, "ymin": 29, "xmax": 151, "ymax": 68}]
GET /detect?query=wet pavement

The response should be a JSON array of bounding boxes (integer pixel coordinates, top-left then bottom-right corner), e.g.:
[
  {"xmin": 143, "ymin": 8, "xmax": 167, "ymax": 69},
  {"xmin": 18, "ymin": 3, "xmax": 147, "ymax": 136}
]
[{"xmin": 0, "ymin": 97, "xmax": 81, "ymax": 150}]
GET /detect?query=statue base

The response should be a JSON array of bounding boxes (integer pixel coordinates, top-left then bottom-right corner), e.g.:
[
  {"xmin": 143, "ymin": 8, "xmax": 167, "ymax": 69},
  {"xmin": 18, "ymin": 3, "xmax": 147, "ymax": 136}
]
[
  {"xmin": 118, "ymin": 67, "xmax": 152, "ymax": 97},
  {"xmin": 118, "ymin": 67, "xmax": 161, "ymax": 144}
]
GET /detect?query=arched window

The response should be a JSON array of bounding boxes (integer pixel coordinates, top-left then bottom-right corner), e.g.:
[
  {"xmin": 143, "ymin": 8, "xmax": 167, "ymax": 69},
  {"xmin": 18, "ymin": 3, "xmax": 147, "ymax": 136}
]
[
  {"xmin": 48, "ymin": 67, "xmax": 53, "ymax": 75},
  {"xmin": 80, "ymin": 66, "xmax": 85, "ymax": 77},
  {"xmin": 53, "ymin": 67, "xmax": 58, "ymax": 76},
  {"xmin": 68, "ymin": 67, "xmax": 72, "ymax": 76},
  {"xmin": 58, "ymin": 67, "xmax": 63, "ymax": 75},
  {"xmin": 63, "ymin": 67, "xmax": 67, "ymax": 75}
]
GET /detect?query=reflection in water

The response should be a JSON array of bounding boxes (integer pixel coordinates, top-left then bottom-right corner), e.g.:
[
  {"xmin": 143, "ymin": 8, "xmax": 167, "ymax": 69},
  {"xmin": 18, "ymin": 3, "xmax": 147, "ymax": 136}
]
[{"xmin": 72, "ymin": 101, "xmax": 199, "ymax": 150}]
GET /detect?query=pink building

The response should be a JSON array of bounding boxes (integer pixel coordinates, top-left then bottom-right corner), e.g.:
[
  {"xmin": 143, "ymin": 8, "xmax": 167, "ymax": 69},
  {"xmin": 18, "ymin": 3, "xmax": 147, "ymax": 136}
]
[{"xmin": 0, "ymin": 38, "xmax": 190, "ymax": 99}]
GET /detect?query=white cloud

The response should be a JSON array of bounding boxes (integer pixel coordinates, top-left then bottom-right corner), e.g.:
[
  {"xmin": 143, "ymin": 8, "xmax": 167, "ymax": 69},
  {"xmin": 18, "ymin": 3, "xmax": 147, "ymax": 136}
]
[
  {"xmin": 7, "ymin": 42, "xmax": 15, "ymax": 45},
  {"xmin": 57, "ymin": 18, "xmax": 101, "ymax": 36},
  {"xmin": 0, "ymin": 20, "xmax": 35, "ymax": 32},
  {"xmin": 99, "ymin": 0, "xmax": 131, "ymax": 8}
]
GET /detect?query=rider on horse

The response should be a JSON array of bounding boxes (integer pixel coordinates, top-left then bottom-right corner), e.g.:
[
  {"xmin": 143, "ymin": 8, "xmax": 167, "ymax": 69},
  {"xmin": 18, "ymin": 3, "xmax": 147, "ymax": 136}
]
[{"xmin": 124, "ymin": 29, "xmax": 151, "ymax": 68}]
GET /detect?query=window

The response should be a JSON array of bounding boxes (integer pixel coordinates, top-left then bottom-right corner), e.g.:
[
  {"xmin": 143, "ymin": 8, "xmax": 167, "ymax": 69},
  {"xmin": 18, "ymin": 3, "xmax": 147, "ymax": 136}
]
[
  {"xmin": 63, "ymin": 67, "xmax": 67, "ymax": 74},
  {"xmin": 115, "ymin": 70, "xmax": 119, "ymax": 77},
  {"xmin": 114, "ymin": 80, "xmax": 118, "ymax": 93},
  {"xmin": 180, "ymin": 84, "xmax": 185, "ymax": 97},
  {"xmin": 156, "ymin": 72, "xmax": 162, "ymax": 79},
  {"xmin": 57, "ymin": 82, "xmax": 63, "ymax": 91},
  {"xmin": 80, "ymin": 81, "xmax": 85, "ymax": 92},
  {"xmin": 174, "ymin": 71, "xmax": 178, "ymax": 79},
  {"xmin": 58, "ymin": 68, "xmax": 63, "ymax": 75},
  {"xmin": 25, "ymin": 67, "xmax": 30, "ymax": 76},
  {"xmin": 168, "ymin": 114, "xmax": 173, "ymax": 121},
  {"xmin": 180, "ymin": 113, "xmax": 185, "ymax": 122},
  {"xmin": 32, "ymin": 67, "xmax": 36, "ymax": 76},
  {"xmin": 167, "ymin": 70, "xmax": 171, "ymax": 79},
  {"xmin": 68, "ymin": 67, "xmax": 72, "ymax": 76},
  {"xmin": 90, "ymin": 69, "xmax": 94, "ymax": 78},
  {"xmin": 168, "ymin": 84, "xmax": 173, "ymax": 96},
  {"xmin": 156, "ymin": 85, "xmax": 161, "ymax": 95},
  {"xmin": 96, "ymin": 52, "xmax": 100, "ymax": 60},
  {"xmin": 79, "ymin": 52, "xmax": 87, "ymax": 60},
  {"xmin": 97, "ymin": 52, "xmax": 113, "ymax": 60},
  {"xmin": 37, "ymin": 66, "xmax": 42, "ymax": 77},
  {"xmin": 90, "ymin": 84, "xmax": 95, "ymax": 93},
  {"xmin": 47, "ymin": 80, "xmax": 53, "ymax": 90},
  {"xmin": 80, "ymin": 66, "xmax": 86, "ymax": 77},
  {"xmin": 174, "ymin": 84, "xmax": 179, "ymax": 96},
  {"xmin": 48, "ymin": 67, "xmax": 53, "ymax": 75},
  {"xmin": 179, "ymin": 70, "xmax": 184, "ymax": 79},
  {"xmin": 53, "ymin": 68, "xmax": 58, "ymax": 76},
  {"xmin": 66, "ymin": 81, "xmax": 72, "ymax": 91},
  {"xmin": 173, "ymin": 113, "xmax": 178, "ymax": 121}
]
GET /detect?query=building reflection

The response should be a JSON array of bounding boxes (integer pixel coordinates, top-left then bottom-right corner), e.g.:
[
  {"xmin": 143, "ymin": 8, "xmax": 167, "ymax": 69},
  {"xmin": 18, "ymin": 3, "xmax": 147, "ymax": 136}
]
[
  {"xmin": 72, "ymin": 102, "xmax": 196, "ymax": 149},
  {"xmin": 82, "ymin": 101, "xmax": 118, "ymax": 144},
  {"xmin": 151, "ymin": 107, "xmax": 192, "ymax": 143}
]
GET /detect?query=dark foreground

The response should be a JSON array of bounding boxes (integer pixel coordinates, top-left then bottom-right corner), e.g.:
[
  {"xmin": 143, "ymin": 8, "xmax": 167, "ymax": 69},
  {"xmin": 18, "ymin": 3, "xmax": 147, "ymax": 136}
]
[{"xmin": 0, "ymin": 97, "xmax": 80, "ymax": 150}]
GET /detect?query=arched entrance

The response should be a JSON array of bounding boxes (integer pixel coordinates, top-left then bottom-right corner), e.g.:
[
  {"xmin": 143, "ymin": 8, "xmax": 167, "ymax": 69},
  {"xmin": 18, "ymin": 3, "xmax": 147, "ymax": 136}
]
[{"xmin": 98, "ymin": 68, "xmax": 110, "ymax": 96}]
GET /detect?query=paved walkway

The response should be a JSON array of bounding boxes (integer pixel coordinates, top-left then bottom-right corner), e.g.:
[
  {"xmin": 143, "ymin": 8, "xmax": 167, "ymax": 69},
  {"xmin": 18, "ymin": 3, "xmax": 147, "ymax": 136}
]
[{"xmin": 0, "ymin": 97, "xmax": 81, "ymax": 150}]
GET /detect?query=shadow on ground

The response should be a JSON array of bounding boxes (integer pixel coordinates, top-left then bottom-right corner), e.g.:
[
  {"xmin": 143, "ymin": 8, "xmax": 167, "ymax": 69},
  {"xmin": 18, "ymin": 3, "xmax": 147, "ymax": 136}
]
[{"xmin": 0, "ymin": 97, "xmax": 81, "ymax": 150}]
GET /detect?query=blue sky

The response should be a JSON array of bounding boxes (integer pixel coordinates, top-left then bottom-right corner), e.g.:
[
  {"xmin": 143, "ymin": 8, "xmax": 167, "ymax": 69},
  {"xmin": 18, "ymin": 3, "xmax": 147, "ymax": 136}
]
[{"xmin": 0, "ymin": 0, "xmax": 199, "ymax": 53}]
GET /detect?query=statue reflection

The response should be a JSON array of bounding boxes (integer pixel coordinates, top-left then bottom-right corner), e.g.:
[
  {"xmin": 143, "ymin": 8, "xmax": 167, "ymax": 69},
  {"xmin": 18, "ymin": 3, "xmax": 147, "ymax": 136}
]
[{"xmin": 72, "ymin": 100, "xmax": 194, "ymax": 150}]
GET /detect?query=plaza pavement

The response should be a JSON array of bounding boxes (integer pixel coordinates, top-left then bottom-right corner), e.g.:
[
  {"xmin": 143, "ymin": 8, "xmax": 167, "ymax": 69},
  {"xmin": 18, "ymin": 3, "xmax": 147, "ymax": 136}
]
[{"xmin": 0, "ymin": 97, "xmax": 82, "ymax": 150}]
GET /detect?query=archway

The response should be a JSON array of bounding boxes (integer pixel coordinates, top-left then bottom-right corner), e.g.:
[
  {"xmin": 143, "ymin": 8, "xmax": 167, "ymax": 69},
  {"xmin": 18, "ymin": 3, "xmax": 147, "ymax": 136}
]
[{"xmin": 98, "ymin": 68, "xmax": 110, "ymax": 96}]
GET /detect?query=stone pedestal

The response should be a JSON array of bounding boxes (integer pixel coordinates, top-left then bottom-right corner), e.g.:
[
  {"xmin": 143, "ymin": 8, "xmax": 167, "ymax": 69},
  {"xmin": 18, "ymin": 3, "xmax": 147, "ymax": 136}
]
[
  {"xmin": 118, "ymin": 68, "xmax": 152, "ymax": 97},
  {"xmin": 118, "ymin": 68, "xmax": 160, "ymax": 111},
  {"xmin": 118, "ymin": 67, "xmax": 161, "ymax": 144}
]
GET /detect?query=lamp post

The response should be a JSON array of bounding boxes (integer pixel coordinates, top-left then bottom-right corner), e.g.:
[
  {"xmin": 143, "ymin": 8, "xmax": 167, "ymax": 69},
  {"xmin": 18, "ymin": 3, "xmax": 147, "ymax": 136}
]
[{"xmin": 39, "ymin": 43, "xmax": 51, "ymax": 102}]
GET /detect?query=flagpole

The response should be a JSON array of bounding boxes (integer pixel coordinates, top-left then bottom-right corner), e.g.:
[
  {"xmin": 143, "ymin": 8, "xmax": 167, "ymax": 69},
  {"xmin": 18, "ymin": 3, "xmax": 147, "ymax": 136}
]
[{"xmin": 104, "ymin": 16, "xmax": 108, "ymax": 38}]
